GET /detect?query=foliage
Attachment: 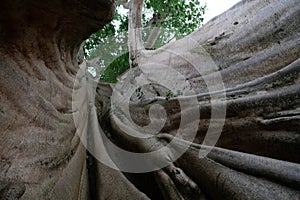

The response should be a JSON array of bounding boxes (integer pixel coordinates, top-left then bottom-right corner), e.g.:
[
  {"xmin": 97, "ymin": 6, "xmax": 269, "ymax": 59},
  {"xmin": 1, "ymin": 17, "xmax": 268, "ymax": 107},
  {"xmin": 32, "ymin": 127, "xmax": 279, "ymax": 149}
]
[
  {"xmin": 144, "ymin": 0, "xmax": 205, "ymax": 36},
  {"xmin": 99, "ymin": 52, "xmax": 130, "ymax": 83},
  {"xmin": 84, "ymin": 11, "xmax": 128, "ymax": 57},
  {"xmin": 165, "ymin": 89, "xmax": 183, "ymax": 98},
  {"xmin": 84, "ymin": 0, "xmax": 206, "ymax": 83},
  {"xmin": 165, "ymin": 90, "xmax": 175, "ymax": 98}
]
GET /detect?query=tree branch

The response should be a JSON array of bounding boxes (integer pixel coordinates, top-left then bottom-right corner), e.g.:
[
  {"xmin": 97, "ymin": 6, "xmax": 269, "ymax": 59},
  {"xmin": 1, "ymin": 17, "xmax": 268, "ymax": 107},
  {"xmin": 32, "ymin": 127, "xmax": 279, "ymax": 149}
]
[
  {"xmin": 145, "ymin": 26, "xmax": 161, "ymax": 50},
  {"xmin": 128, "ymin": 0, "xmax": 144, "ymax": 67}
]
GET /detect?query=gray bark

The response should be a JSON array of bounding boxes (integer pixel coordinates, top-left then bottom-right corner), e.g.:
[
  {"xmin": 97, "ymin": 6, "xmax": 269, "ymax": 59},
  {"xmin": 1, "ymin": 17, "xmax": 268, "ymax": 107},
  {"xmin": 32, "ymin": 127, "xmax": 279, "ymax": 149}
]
[{"xmin": 0, "ymin": 0, "xmax": 299, "ymax": 199}]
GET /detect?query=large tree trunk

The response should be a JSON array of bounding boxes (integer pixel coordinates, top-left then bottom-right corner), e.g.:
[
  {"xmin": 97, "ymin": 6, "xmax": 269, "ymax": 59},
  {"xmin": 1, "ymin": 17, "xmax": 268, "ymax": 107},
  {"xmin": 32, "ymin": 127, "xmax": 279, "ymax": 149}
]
[
  {"xmin": 0, "ymin": 0, "xmax": 116, "ymax": 199},
  {"xmin": 92, "ymin": 0, "xmax": 300, "ymax": 199},
  {"xmin": 1, "ymin": 0, "xmax": 300, "ymax": 199}
]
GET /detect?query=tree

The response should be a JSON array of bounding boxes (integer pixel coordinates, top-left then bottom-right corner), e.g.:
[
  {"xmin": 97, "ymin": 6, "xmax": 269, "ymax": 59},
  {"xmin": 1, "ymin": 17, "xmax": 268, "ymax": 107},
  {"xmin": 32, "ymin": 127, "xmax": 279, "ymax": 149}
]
[
  {"xmin": 85, "ymin": 0, "xmax": 205, "ymax": 54},
  {"xmin": 0, "ymin": 0, "xmax": 299, "ymax": 200},
  {"xmin": 83, "ymin": 0, "xmax": 206, "ymax": 83}
]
